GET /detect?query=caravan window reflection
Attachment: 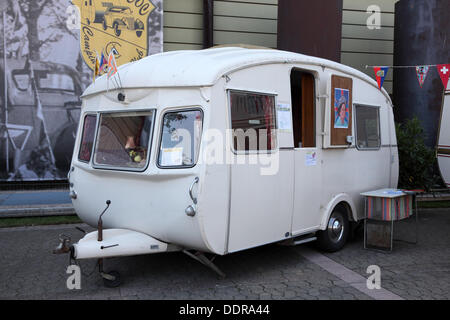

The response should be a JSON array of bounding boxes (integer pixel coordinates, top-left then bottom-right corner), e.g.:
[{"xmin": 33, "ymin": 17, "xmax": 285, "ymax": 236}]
[
  {"xmin": 158, "ymin": 110, "xmax": 203, "ymax": 168},
  {"xmin": 93, "ymin": 111, "xmax": 155, "ymax": 170},
  {"xmin": 230, "ymin": 91, "xmax": 276, "ymax": 151},
  {"xmin": 356, "ymin": 105, "xmax": 380, "ymax": 150},
  {"xmin": 78, "ymin": 114, "xmax": 97, "ymax": 162}
]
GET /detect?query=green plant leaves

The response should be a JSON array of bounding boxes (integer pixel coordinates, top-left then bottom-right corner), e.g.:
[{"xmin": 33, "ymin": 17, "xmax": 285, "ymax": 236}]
[{"xmin": 396, "ymin": 117, "xmax": 439, "ymax": 191}]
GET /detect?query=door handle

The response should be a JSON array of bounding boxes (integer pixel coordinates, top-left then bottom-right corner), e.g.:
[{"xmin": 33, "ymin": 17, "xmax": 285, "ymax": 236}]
[{"xmin": 189, "ymin": 177, "xmax": 199, "ymax": 204}]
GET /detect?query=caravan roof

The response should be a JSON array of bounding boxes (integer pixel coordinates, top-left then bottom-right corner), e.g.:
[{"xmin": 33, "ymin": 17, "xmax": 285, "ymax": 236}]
[{"xmin": 83, "ymin": 47, "xmax": 391, "ymax": 102}]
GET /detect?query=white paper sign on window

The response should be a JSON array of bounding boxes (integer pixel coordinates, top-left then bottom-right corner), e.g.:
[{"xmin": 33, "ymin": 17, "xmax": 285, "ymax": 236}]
[
  {"xmin": 276, "ymin": 103, "xmax": 292, "ymax": 133},
  {"xmin": 161, "ymin": 147, "xmax": 183, "ymax": 166}
]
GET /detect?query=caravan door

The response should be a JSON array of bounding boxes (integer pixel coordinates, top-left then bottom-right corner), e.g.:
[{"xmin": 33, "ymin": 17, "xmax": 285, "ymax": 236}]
[
  {"xmin": 227, "ymin": 91, "xmax": 294, "ymax": 253},
  {"xmin": 290, "ymin": 70, "xmax": 323, "ymax": 233}
]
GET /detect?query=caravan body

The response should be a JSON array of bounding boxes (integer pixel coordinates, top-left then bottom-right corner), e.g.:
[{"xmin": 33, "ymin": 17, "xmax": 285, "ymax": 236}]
[
  {"xmin": 437, "ymin": 81, "xmax": 450, "ymax": 186},
  {"xmin": 68, "ymin": 47, "xmax": 398, "ymax": 260}
]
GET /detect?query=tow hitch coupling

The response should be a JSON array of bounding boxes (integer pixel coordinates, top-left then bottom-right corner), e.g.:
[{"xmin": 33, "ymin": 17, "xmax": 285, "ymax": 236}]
[{"xmin": 53, "ymin": 234, "xmax": 72, "ymax": 254}]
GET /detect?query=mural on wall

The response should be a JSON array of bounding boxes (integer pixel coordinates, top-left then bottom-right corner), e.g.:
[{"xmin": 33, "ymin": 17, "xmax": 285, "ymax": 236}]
[{"xmin": 0, "ymin": 0, "xmax": 162, "ymax": 182}]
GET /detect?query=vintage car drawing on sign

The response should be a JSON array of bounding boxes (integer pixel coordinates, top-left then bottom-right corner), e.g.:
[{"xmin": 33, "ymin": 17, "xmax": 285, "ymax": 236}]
[
  {"xmin": 101, "ymin": 6, "xmax": 145, "ymax": 38},
  {"xmin": 80, "ymin": 0, "xmax": 104, "ymax": 26},
  {"xmin": 74, "ymin": 0, "xmax": 156, "ymax": 71}
]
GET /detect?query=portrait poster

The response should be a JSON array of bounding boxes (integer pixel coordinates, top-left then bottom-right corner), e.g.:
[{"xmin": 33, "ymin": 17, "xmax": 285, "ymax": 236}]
[
  {"xmin": 0, "ymin": 0, "xmax": 163, "ymax": 182},
  {"xmin": 330, "ymin": 75, "xmax": 352, "ymax": 147},
  {"xmin": 334, "ymin": 88, "xmax": 350, "ymax": 129}
]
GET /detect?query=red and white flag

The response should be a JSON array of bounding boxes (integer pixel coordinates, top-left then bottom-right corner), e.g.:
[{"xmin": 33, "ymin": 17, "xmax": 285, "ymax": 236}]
[
  {"xmin": 107, "ymin": 51, "xmax": 118, "ymax": 78},
  {"xmin": 437, "ymin": 64, "xmax": 450, "ymax": 89}
]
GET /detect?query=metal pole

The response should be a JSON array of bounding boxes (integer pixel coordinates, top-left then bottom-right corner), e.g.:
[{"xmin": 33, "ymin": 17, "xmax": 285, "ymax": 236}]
[
  {"xmin": 203, "ymin": 0, "xmax": 213, "ymax": 49},
  {"xmin": 3, "ymin": 10, "xmax": 8, "ymax": 173}
]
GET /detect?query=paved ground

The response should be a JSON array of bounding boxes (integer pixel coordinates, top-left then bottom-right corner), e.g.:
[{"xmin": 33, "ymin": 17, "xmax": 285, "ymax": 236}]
[{"xmin": 0, "ymin": 209, "xmax": 449, "ymax": 300}]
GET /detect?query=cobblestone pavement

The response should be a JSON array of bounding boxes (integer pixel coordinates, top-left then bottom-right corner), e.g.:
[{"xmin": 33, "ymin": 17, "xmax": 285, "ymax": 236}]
[
  {"xmin": 0, "ymin": 209, "xmax": 449, "ymax": 300},
  {"xmin": 322, "ymin": 209, "xmax": 450, "ymax": 300}
]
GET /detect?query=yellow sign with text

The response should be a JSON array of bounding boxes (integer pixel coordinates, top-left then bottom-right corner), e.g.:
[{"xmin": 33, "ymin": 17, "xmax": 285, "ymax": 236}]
[{"xmin": 73, "ymin": 0, "xmax": 155, "ymax": 70}]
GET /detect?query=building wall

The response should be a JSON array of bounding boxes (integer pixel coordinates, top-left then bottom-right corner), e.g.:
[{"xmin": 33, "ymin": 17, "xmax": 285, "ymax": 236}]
[
  {"xmin": 163, "ymin": 0, "xmax": 398, "ymax": 91},
  {"xmin": 163, "ymin": 0, "xmax": 278, "ymax": 51},
  {"xmin": 163, "ymin": 0, "xmax": 204, "ymax": 51},
  {"xmin": 213, "ymin": 0, "xmax": 278, "ymax": 48},
  {"xmin": 277, "ymin": 0, "xmax": 343, "ymax": 62},
  {"xmin": 341, "ymin": 0, "xmax": 398, "ymax": 93}
]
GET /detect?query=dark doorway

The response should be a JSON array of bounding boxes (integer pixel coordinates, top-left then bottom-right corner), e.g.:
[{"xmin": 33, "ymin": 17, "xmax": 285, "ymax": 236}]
[{"xmin": 291, "ymin": 69, "xmax": 315, "ymax": 148}]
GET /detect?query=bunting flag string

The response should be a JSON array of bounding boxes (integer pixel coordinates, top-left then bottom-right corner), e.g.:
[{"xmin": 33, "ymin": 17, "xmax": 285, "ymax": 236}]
[
  {"xmin": 416, "ymin": 66, "xmax": 429, "ymax": 88},
  {"xmin": 373, "ymin": 67, "xmax": 389, "ymax": 90},
  {"xmin": 437, "ymin": 64, "xmax": 450, "ymax": 89},
  {"xmin": 365, "ymin": 64, "xmax": 450, "ymax": 90}
]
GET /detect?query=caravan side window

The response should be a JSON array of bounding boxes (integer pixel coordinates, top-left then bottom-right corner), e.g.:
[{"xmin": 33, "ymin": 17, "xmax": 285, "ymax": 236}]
[
  {"xmin": 355, "ymin": 105, "xmax": 381, "ymax": 150},
  {"xmin": 230, "ymin": 91, "xmax": 276, "ymax": 151},
  {"xmin": 158, "ymin": 109, "xmax": 203, "ymax": 168}
]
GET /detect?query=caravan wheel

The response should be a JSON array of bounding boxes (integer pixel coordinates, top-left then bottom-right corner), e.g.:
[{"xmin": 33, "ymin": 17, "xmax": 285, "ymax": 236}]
[{"xmin": 316, "ymin": 208, "xmax": 349, "ymax": 252}]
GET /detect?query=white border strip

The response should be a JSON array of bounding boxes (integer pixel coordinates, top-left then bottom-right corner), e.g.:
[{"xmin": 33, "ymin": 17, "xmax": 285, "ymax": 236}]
[{"xmin": 296, "ymin": 247, "xmax": 404, "ymax": 300}]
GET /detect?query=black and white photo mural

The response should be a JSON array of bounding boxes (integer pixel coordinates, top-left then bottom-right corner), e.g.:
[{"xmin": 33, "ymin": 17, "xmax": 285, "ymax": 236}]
[{"xmin": 0, "ymin": 0, "xmax": 163, "ymax": 181}]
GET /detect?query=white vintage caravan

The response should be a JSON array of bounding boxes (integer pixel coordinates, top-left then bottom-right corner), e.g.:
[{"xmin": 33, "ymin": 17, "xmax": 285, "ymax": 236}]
[
  {"xmin": 58, "ymin": 47, "xmax": 398, "ymax": 285},
  {"xmin": 437, "ymin": 81, "xmax": 450, "ymax": 186}
]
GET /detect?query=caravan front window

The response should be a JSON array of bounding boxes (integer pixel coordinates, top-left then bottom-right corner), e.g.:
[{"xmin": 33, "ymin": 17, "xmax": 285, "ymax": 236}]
[
  {"xmin": 158, "ymin": 110, "xmax": 203, "ymax": 168},
  {"xmin": 78, "ymin": 114, "xmax": 97, "ymax": 162},
  {"xmin": 93, "ymin": 111, "xmax": 155, "ymax": 170}
]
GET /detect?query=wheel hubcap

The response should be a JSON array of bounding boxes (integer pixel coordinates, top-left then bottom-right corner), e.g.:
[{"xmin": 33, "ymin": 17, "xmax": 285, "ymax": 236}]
[{"xmin": 327, "ymin": 214, "xmax": 344, "ymax": 243}]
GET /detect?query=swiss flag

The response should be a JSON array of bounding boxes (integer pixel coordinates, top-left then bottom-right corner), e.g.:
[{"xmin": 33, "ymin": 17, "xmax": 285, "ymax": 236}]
[{"xmin": 437, "ymin": 64, "xmax": 450, "ymax": 89}]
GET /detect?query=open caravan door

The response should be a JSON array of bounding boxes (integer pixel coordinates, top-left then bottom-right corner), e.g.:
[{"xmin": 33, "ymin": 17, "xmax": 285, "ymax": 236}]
[{"xmin": 437, "ymin": 83, "xmax": 450, "ymax": 187}]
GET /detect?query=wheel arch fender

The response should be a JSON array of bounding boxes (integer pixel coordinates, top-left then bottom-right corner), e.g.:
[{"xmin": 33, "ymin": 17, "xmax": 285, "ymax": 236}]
[{"xmin": 320, "ymin": 193, "xmax": 357, "ymax": 230}]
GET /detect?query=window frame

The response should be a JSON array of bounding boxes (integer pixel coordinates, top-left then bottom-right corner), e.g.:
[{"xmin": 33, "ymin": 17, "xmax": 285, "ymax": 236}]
[
  {"xmin": 77, "ymin": 113, "xmax": 99, "ymax": 164},
  {"xmin": 91, "ymin": 109, "xmax": 157, "ymax": 172},
  {"xmin": 355, "ymin": 104, "xmax": 381, "ymax": 151},
  {"xmin": 156, "ymin": 107, "xmax": 204, "ymax": 169},
  {"xmin": 227, "ymin": 89, "xmax": 278, "ymax": 155}
]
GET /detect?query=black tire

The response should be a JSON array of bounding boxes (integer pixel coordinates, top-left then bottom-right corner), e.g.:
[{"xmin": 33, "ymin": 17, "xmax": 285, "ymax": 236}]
[
  {"xmin": 86, "ymin": 18, "xmax": 90, "ymax": 25},
  {"xmin": 103, "ymin": 271, "xmax": 121, "ymax": 288},
  {"xmin": 316, "ymin": 208, "xmax": 349, "ymax": 252},
  {"xmin": 103, "ymin": 20, "xmax": 107, "ymax": 30},
  {"xmin": 136, "ymin": 30, "xmax": 142, "ymax": 38},
  {"xmin": 113, "ymin": 22, "xmax": 121, "ymax": 37}
]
